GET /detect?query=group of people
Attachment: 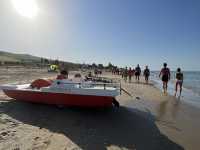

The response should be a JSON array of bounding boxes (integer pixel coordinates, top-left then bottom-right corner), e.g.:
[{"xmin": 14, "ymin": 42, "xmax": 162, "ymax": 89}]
[
  {"xmin": 122, "ymin": 64, "xmax": 150, "ymax": 84},
  {"xmin": 159, "ymin": 63, "xmax": 184, "ymax": 97},
  {"xmin": 55, "ymin": 62, "xmax": 184, "ymax": 97},
  {"xmin": 121, "ymin": 63, "xmax": 184, "ymax": 97}
]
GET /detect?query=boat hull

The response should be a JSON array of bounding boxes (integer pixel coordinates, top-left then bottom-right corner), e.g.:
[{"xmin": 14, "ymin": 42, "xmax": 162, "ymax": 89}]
[{"xmin": 3, "ymin": 89, "xmax": 114, "ymax": 107}]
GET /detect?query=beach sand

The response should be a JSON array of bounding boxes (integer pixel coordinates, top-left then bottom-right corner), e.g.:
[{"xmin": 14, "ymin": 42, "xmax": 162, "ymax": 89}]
[{"xmin": 0, "ymin": 68, "xmax": 200, "ymax": 150}]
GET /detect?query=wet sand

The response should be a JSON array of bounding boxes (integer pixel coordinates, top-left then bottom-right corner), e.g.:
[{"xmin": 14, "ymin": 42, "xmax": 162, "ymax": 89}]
[{"xmin": 0, "ymin": 67, "xmax": 200, "ymax": 150}]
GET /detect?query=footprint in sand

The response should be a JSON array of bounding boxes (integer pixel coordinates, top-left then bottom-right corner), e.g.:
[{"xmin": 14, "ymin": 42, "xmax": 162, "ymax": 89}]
[
  {"xmin": 0, "ymin": 131, "xmax": 8, "ymax": 136},
  {"xmin": 34, "ymin": 136, "xmax": 41, "ymax": 141},
  {"xmin": 136, "ymin": 96, "xmax": 140, "ymax": 100}
]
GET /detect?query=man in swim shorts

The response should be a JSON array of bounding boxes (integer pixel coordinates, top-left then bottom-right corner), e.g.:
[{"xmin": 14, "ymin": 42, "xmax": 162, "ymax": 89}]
[
  {"xmin": 159, "ymin": 63, "xmax": 171, "ymax": 94},
  {"xmin": 135, "ymin": 64, "xmax": 141, "ymax": 82},
  {"xmin": 143, "ymin": 66, "xmax": 150, "ymax": 84}
]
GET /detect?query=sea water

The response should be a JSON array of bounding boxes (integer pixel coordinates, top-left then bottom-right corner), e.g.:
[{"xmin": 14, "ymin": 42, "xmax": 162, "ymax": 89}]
[{"xmin": 151, "ymin": 71, "xmax": 200, "ymax": 108}]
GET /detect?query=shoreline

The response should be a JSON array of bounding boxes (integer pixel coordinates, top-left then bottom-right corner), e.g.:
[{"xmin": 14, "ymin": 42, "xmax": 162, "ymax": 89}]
[
  {"xmin": 151, "ymin": 77, "xmax": 200, "ymax": 109},
  {"xmin": 104, "ymin": 73, "xmax": 200, "ymax": 150}
]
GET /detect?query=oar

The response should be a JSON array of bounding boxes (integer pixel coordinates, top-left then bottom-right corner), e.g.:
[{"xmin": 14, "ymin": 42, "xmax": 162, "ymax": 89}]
[{"xmin": 120, "ymin": 88, "xmax": 134, "ymax": 98}]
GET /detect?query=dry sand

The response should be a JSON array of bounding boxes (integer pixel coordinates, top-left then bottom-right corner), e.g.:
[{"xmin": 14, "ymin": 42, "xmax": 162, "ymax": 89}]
[{"xmin": 0, "ymin": 67, "xmax": 200, "ymax": 150}]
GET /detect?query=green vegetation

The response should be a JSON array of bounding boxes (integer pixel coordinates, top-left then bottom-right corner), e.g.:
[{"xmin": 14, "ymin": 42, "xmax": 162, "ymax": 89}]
[
  {"xmin": 0, "ymin": 51, "xmax": 80, "ymax": 70},
  {"xmin": 0, "ymin": 51, "xmax": 40, "ymax": 64}
]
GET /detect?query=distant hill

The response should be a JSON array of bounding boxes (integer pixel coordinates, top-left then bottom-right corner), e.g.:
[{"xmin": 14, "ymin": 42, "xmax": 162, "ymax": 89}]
[
  {"xmin": 0, "ymin": 51, "xmax": 82, "ymax": 70},
  {"xmin": 0, "ymin": 51, "xmax": 41, "ymax": 63}
]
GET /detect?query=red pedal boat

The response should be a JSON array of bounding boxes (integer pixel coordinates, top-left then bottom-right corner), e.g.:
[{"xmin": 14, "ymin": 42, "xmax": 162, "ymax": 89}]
[{"xmin": 0, "ymin": 79, "xmax": 120, "ymax": 107}]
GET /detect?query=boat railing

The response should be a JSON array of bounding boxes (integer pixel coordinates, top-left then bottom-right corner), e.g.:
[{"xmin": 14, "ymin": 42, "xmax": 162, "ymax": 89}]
[{"xmin": 56, "ymin": 80, "xmax": 121, "ymax": 90}]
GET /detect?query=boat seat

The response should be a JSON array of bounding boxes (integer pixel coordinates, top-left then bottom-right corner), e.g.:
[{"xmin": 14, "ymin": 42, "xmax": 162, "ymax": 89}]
[{"xmin": 31, "ymin": 79, "xmax": 52, "ymax": 89}]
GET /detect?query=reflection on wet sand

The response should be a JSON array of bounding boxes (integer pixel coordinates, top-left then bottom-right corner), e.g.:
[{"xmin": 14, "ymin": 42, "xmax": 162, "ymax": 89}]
[
  {"xmin": 155, "ymin": 98, "xmax": 183, "ymax": 132},
  {"xmin": 157, "ymin": 100, "xmax": 169, "ymax": 120},
  {"xmin": 171, "ymin": 98, "xmax": 181, "ymax": 119},
  {"xmin": 156, "ymin": 97, "xmax": 182, "ymax": 120}
]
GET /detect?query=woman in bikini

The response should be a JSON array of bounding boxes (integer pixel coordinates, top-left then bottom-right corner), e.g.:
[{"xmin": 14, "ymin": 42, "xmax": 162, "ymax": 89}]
[{"xmin": 174, "ymin": 68, "xmax": 184, "ymax": 97}]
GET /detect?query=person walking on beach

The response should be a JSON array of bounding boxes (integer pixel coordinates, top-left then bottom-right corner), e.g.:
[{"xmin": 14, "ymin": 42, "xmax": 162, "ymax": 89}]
[
  {"xmin": 135, "ymin": 64, "xmax": 141, "ymax": 82},
  {"xmin": 132, "ymin": 67, "xmax": 135, "ymax": 77},
  {"xmin": 128, "ymin": 67, "xmax": 132, "ymax": 83},
  {"xmin": 174, "ymin": 68, "xmax": 184, "ymax": 97},
  {"xmin": 143, "ymin": 66, "xmax": 150, "ymax": 84},
  {"xmin": 121, "ymin": 69, "xmax": 123, "ymax": 78},
  {"xmin": 124, "ymin": 67, "xmax": 128, "ymax": 82},
  {"xmin": 57, "ymin": 70, "xmax": 68, "ymax": 80},
  {"xmin": 159, "ymin": 63, "xmax": 171, "ymax": 94}
]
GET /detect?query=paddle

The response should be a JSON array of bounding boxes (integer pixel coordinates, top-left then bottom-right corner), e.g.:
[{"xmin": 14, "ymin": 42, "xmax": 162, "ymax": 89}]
[
  {"xmin": 120, "ymin": 87, "xmax": 134, "ymax": 98},
  {"xmin": 120, "ymin": 87, "xmax": 141, "ymax": 100}
]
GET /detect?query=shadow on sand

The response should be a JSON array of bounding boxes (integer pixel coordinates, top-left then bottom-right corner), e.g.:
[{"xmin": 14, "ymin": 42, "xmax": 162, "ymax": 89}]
[
  {"xmin": 0, "ymin": 101, "xmax": 184, "ymax": 150},
  {"xmin": 130, "ymin": 81, "xmax": 154, "ymax": 86}
]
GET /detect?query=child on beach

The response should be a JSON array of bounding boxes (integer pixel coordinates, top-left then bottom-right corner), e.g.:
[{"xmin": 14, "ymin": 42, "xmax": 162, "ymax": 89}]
[
  {"xmin": 174, "ymin": 68, "xmax": 184, "ymax": 97},
  {"xmin": 135, "ymin": 64, "xmax": 141, "ymax": 82},
  {"xmin": 159, "ymin": 63, "xmax": 171, "ymax": 94},
  {"xmin": 143, "ymin": 66, "xmax": 150, "ymax": 84}
]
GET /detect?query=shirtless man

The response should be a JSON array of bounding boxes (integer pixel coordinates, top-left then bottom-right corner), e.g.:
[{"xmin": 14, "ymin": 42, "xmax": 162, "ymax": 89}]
[{"xmin": 159, "ymin": 63, "xmax": 171, "ymax": 94}]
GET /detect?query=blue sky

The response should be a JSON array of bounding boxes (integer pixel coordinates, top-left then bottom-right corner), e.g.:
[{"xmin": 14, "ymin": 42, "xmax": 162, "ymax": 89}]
[{"xmin": 0, "ymin": 0, "xmax": 200, "ymax": 70}]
